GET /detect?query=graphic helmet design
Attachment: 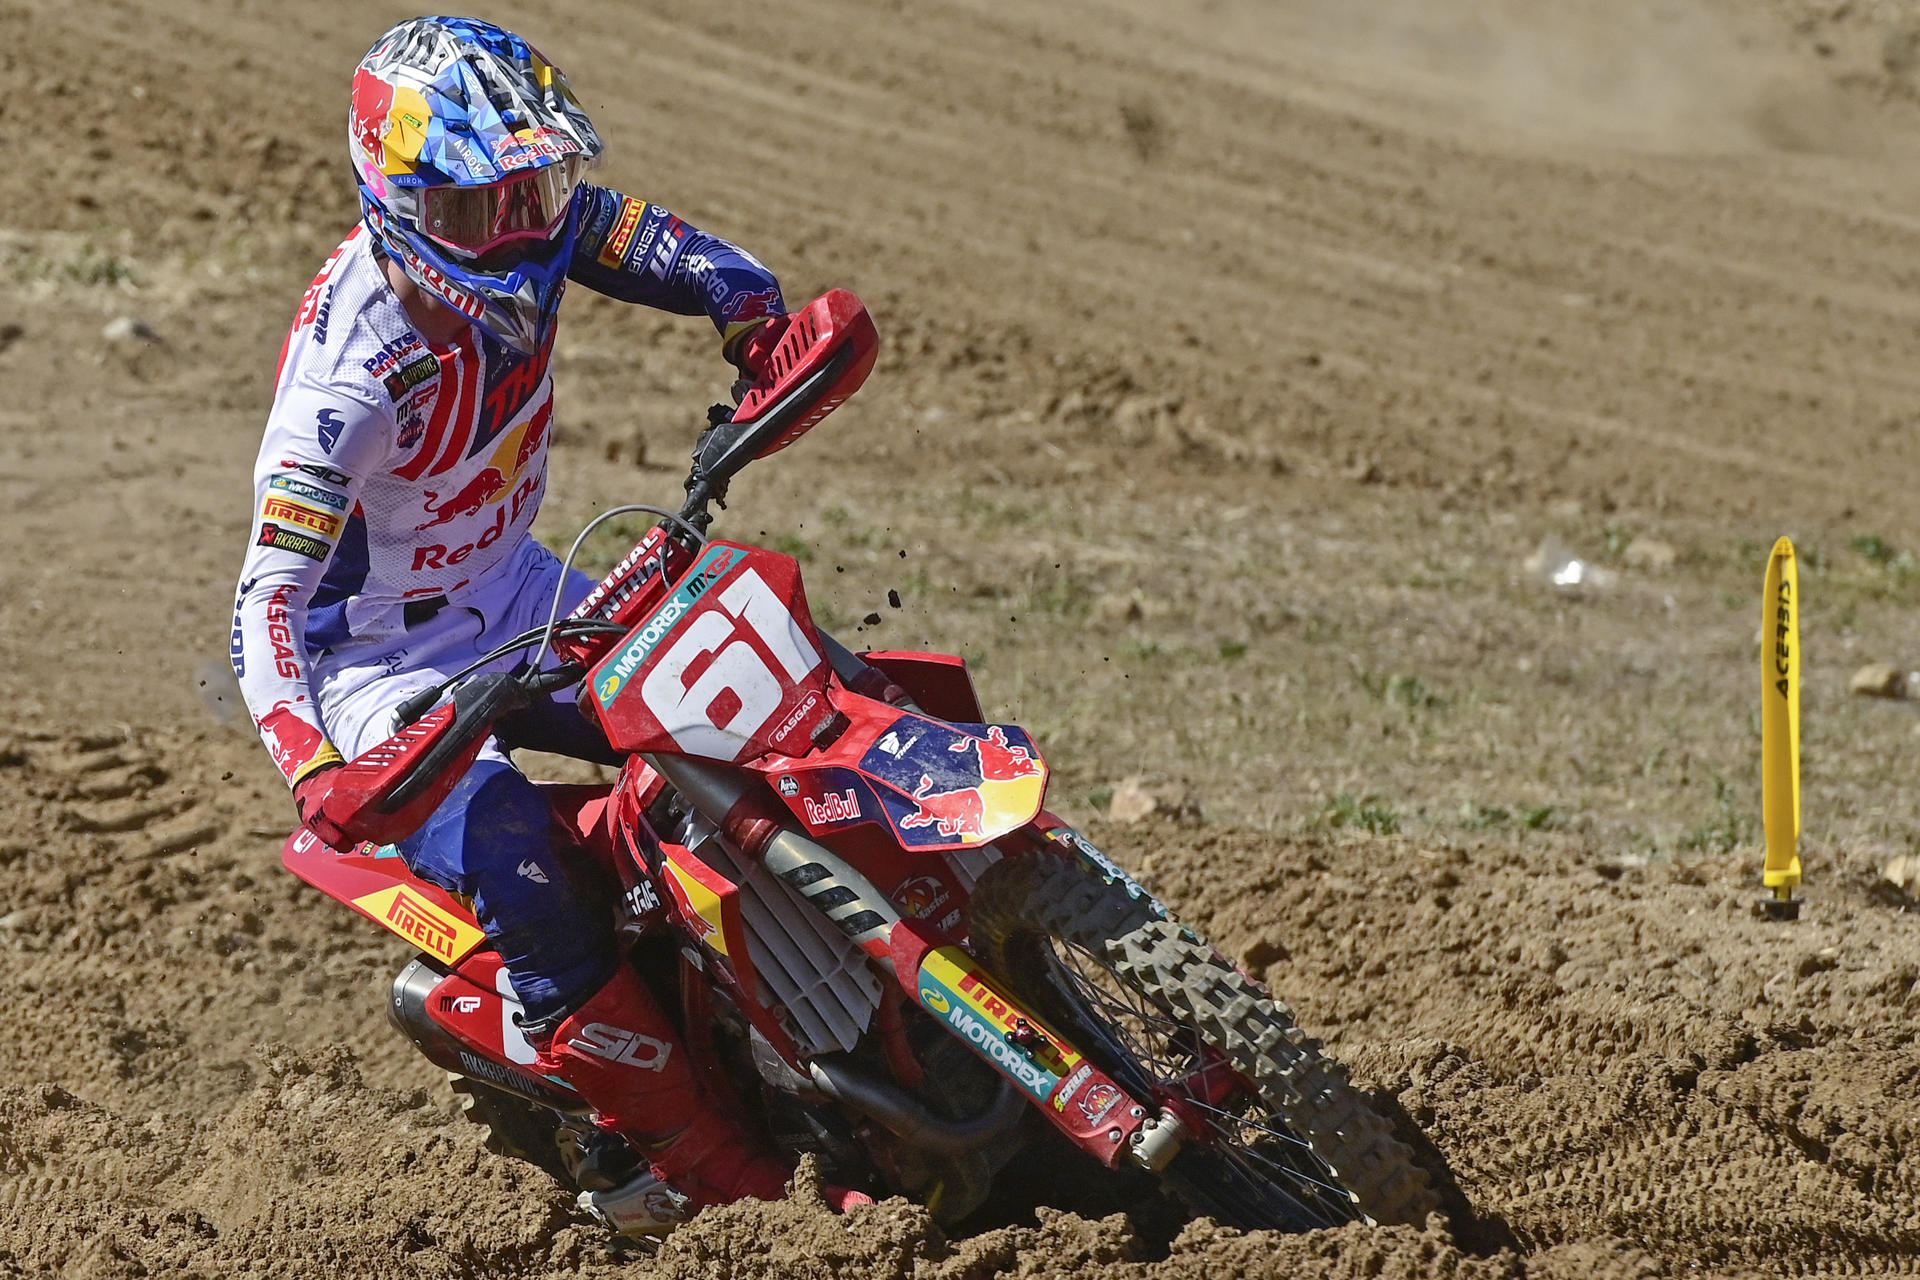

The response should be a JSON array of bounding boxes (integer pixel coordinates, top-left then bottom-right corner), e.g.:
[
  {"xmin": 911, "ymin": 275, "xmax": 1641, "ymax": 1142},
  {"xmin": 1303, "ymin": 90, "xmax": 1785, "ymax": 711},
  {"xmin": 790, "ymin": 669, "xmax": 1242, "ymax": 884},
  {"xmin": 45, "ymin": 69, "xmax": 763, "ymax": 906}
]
[{"xmin": 348, "ymin": 17, "xmax": 603, "ymax": 354}]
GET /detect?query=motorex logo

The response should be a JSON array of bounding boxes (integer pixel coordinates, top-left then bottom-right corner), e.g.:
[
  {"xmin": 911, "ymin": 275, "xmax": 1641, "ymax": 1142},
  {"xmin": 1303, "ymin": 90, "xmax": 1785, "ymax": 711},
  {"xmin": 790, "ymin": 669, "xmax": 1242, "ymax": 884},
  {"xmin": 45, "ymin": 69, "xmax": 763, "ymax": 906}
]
[
  {"xmin": 944, "ymin": 1004, "xmax": 1055, "ymax": 1099},
  {"xmin": 595, "ymin": 544, "xmax": 743, "ymax": 705}
]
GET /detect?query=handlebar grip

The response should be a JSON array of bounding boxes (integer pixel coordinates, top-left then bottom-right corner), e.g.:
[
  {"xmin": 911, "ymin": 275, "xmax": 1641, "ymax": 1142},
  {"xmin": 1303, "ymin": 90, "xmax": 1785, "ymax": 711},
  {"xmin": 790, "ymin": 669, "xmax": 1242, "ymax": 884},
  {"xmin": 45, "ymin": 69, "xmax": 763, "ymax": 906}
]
[
  {"xmin": 379, "ymin": 673, "xmax": 530, "ymax": 813},
  {"xmin": 393, "ymin": 685, "xmax": 444, "ymax": 728}
]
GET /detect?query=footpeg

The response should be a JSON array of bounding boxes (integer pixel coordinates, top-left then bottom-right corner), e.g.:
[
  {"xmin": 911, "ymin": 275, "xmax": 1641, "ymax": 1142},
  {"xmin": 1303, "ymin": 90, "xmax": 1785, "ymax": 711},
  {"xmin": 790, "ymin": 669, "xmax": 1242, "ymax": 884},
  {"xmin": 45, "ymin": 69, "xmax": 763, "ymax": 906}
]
[{"xmin": 577, "ymin": 1169, "xmax": 691, "ymax": 1238}]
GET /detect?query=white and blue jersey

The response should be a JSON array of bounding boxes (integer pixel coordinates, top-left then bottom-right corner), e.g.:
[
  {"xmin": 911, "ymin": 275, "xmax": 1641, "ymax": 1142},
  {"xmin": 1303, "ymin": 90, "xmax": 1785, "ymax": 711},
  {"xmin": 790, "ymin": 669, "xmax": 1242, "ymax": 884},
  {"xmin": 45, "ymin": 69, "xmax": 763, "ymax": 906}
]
[{"xmin": 230, "ymin": 186, "xmax": 783, "ymax": 784}]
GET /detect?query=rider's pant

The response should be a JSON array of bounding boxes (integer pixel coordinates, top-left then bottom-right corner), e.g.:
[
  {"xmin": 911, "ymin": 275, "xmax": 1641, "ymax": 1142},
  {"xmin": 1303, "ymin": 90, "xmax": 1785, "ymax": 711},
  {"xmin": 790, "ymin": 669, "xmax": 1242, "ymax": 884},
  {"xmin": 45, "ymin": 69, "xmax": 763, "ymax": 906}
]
[{"xmin": 310, "ymin": 537, "xmax": 619, "ymax": 1022}]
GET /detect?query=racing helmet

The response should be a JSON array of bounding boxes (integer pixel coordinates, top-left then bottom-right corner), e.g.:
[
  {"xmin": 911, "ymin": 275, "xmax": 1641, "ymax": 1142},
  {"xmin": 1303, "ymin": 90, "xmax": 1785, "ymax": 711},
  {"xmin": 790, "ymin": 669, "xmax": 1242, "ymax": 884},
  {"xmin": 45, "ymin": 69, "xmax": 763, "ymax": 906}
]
[{"xmin": 348, "ymin": 17, "xmax": 603, "ymax": 354}]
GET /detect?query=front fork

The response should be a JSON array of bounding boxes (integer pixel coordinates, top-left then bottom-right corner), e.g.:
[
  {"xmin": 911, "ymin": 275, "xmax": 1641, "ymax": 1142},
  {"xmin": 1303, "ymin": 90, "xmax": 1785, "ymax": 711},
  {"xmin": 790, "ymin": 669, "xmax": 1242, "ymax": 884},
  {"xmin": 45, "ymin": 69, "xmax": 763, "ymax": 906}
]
[{"xmin": 648, "ymin": 753, "xmax": 1187, "ymax": 1172}]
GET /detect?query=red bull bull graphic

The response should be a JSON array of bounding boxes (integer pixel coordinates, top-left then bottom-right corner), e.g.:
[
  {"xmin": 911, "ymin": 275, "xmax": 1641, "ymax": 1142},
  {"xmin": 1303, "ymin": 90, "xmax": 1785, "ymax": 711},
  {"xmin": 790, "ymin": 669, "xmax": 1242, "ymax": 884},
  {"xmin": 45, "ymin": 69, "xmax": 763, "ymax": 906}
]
[
  {"xmin": 900, "ymin": 773, "xmax": 986, "ymax": 839},
  {"xmin": 860, "ymin": 718, "xmax": 1048, "ymax": 851},
  {"xmin": 415, "ymin": 467, "xmax": 506, "ymax": 530}
]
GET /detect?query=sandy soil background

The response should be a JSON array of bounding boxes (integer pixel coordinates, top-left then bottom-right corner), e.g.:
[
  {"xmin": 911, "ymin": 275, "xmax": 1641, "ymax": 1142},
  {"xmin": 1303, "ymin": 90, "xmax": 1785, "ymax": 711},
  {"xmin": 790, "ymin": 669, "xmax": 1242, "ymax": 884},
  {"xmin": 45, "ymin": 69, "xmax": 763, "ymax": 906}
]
[{"xmin": 8, "ymin": 0, "xmax": 1920, "ymax": 1274}]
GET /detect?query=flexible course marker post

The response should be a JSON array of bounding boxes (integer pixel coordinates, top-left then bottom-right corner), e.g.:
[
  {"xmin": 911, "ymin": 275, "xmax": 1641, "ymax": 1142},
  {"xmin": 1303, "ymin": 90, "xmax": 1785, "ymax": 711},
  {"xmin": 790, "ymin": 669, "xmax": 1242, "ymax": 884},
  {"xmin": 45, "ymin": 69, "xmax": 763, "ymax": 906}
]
[{"xmin": 1761, "ymin": 536, "xmax": 1802, "ymax": 920}]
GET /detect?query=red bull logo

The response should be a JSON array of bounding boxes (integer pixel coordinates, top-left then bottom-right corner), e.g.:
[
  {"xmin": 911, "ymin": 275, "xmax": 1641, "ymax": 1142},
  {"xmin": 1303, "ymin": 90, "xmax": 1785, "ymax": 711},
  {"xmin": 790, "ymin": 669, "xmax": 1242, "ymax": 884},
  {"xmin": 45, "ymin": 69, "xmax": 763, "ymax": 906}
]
[
  {"xmin": 896, "ymin": 726, "xmax": 1046, "ymax": 844},
  {"xmin": 726, "ymin": 287, "xmax": 783, "ymax": 324},
  {"xmin": 257, "ymin": 705, "xmax": 329, "ymax": 779},
  {"xmin": 351, "ymin": 67, "xmax": 396, "ymax": 169},
  {"xmin": 513, "ymin": 402, "xmax": 551, "ymax": 478},
  {"xmin": 958, "ymin": 725, "xmax": 1042, "ymax": 781},
  {"xmin": 416, "ymin": 467, "xmax": 506, "ymax": 530},
  {"xmin": 900, "ymin": 774, "xmax": 987, "ymax": 838},
  {"xmin": 868, "ymin": 720, "xmax": 1047, "ymax": 848},
  {"xmin": 803, "ymin": 789, "xmax": 861, "ymax": 826}
]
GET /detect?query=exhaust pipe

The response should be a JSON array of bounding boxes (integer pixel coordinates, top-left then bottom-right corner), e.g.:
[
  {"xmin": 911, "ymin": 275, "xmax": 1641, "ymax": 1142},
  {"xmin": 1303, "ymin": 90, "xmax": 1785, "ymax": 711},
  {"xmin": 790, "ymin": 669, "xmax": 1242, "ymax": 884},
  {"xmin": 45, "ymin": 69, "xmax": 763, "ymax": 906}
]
[
  {"xmin": 808, "ymin": 1053, "xmax": 1027, "ymax": 1155},
  {"xmin": 387, "ymin": 959, "xmax": 584, "ymax": 1112}
]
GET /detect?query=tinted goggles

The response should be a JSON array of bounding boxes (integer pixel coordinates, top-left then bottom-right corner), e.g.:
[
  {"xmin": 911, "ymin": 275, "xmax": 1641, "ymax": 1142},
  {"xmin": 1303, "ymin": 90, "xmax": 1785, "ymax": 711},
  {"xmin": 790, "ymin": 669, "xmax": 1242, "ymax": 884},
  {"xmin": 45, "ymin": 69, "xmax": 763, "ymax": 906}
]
[{"xmin": 420, "ymin": 156, "xmax": 584, "ymax": 257}]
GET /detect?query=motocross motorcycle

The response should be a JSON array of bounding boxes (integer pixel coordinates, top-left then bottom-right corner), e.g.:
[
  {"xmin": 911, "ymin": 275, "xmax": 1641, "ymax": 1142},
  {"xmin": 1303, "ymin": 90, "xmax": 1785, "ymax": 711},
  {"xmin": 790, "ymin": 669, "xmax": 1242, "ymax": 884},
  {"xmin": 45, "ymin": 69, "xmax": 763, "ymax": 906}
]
[{"xmin": 284, "ymin": 290, "xmax": 1437, "ymax": 1235}]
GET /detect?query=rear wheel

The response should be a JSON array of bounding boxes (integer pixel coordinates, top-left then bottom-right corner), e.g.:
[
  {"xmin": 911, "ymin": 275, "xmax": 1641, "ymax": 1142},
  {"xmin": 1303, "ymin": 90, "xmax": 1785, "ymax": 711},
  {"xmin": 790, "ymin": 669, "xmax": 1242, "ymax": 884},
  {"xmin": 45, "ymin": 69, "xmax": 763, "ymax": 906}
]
[
  {"xmin": 447, "ymin": 1073, "xmax": 646, "ymax": 1193},
  {"xmin": 967, "ymin": 848, "xmax": 1436, "ymax": 1231},
  {"xmin": 447, "ymin": 1073, "xmax": 574, "ymax": 1183}
]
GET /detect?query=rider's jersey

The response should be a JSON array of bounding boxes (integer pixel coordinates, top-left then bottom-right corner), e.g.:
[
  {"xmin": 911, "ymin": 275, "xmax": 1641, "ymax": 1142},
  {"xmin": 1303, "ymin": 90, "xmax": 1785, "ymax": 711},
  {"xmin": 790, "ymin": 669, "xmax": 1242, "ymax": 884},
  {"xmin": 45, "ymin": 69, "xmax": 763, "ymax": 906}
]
[{"xmin": 230, "ymin": 185, "xmax": 784, "ymax": 784}]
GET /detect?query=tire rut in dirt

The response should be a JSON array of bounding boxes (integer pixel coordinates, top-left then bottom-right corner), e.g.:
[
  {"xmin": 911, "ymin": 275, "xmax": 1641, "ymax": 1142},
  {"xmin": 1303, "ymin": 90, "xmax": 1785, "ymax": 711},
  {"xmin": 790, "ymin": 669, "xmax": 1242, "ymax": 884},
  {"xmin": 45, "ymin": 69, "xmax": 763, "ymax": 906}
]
[{"xmin": 968, "ymin": 848, "xmax": 1438, "ymax": 1229}]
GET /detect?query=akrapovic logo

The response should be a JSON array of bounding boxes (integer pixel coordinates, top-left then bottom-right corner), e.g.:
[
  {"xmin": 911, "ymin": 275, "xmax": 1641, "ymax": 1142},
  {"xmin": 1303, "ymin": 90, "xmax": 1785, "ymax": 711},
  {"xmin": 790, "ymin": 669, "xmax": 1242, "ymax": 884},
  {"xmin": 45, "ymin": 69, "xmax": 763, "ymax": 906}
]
[{"xmin": 595, "ymin": 544, "xmax": 743, "ymax": 704}]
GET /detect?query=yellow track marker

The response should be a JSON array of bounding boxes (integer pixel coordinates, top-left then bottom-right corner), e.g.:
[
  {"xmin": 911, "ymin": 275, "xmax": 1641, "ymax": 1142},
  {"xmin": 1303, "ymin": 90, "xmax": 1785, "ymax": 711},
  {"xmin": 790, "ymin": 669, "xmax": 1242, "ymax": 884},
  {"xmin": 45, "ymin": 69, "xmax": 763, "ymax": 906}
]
[{"xmin": 1761, "ymin": 537, "xmax": 1802, "ymax": 920}]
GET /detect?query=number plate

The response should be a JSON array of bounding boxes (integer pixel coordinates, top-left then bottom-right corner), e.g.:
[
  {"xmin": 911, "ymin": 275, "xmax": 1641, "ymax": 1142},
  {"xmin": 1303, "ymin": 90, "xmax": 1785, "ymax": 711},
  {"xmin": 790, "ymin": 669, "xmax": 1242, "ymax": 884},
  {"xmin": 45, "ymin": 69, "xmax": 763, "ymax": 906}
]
[{"xmin": 589, "ymin": 542, "xmax": 834, "ymax": 762}]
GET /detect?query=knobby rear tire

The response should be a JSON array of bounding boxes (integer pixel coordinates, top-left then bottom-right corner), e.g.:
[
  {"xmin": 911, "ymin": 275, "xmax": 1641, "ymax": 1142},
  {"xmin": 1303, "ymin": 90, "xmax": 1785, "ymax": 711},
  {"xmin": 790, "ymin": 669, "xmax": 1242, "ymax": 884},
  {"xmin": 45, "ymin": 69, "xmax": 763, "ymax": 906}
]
[
  {"xmin": 967, "ymin": 847, "xmax": 1437, "ymax": 1230},
  {"xmin": 447, "ymin": 1072, "xmax": 575, "ymax": 1185}
]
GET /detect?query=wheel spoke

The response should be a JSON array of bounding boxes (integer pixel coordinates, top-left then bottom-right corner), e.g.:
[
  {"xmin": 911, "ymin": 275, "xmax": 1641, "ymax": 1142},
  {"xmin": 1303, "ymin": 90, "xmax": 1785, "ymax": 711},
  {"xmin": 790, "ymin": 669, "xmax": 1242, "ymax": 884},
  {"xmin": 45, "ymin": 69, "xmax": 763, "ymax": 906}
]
[{"xmin": 1032, "ymin": 935, "xmax": 1356, "ymax": 1220}]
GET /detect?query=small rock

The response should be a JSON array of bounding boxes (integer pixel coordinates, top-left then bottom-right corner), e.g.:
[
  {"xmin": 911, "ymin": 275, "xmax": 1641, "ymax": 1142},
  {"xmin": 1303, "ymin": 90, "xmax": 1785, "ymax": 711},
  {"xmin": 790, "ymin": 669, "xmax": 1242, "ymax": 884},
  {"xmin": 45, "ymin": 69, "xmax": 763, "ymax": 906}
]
[
  {"xmin": 1108, "ymin": 777, "xmax": 1159, "ymax": 824},
  {"xmin": 1850, "ymin": 663, "xmax": 1906, "ymax": 698},
  {"xmin": 1525, "ymin": 537, "xmax": 1615, "ymax": 590},
  {"xmin": 1094, "ymin": 593, "xmax": 1143, "ymax": 623},
  {"xmin": 1622, "ymin": 539, "xmax": 1677, "ymax": 571},
  {"xmin": 1884, "ymin": 855, "xmax": 1920, "ymax": 895},
  {"xmin": 102, "ymin": 316, "xmax": 158, "ymax": 343}
]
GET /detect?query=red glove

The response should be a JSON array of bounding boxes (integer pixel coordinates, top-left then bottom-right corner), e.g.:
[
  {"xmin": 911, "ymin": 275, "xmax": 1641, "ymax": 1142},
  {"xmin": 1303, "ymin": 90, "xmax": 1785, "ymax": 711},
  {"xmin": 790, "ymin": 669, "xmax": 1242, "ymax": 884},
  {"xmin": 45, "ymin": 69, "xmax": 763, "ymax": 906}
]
[
  {"xmin": 292, "ymin": 761, "xmax": 352, "ymax": 848},
  {"xmin": 727, "ymin": 314, "xmax": 790, "ymax": 382}
]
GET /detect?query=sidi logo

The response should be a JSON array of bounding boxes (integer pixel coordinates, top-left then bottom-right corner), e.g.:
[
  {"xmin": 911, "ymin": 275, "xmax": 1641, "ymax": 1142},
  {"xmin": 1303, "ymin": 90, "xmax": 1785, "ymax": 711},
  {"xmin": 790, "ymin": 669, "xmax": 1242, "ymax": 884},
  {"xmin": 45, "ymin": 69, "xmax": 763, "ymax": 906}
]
[{"xmin": 568, "ymin": 1023, "xmax": 673, "ymax": 1071}]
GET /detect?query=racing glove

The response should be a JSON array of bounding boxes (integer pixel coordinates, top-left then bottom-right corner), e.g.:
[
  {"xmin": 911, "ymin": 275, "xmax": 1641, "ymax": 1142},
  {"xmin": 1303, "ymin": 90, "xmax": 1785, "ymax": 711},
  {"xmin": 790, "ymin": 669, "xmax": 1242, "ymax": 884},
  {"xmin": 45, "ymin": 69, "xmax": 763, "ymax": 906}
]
[
  {"xmin": 292, "ymin": 760, "xmax": 351, "ymax": 848},
  {"xmin": 723, "ymin": 314, "xmax": 791, "ymax": 386}
]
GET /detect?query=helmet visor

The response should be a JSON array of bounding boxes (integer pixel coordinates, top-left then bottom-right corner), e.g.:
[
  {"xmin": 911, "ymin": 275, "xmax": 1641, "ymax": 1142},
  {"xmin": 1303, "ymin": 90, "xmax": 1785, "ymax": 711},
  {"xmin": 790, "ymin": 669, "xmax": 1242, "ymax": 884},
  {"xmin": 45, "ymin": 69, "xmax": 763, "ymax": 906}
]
[{"xmin": 421, "ymin": 157, "xmax": 584, "ymax": 257}]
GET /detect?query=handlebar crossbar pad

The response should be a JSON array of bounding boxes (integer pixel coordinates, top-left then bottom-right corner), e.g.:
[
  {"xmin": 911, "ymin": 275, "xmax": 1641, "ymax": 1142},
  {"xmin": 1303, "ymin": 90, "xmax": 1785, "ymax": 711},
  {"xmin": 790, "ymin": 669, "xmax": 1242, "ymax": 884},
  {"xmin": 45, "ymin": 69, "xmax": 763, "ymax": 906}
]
[{"xmin": 732, "ymin": 289, "xmax": 880, "ymax": 460}]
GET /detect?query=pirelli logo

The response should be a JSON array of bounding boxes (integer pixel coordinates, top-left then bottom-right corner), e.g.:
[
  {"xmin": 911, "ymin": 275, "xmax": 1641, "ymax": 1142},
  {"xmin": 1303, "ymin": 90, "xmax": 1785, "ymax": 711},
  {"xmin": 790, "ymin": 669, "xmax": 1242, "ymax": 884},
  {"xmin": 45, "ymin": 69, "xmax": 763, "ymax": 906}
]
[
  {"xmin": 351, "ymin": 885, "xmax": 486, "ymax": 962},
  {"xmin": 598, "ymin": 196, "xmax": 645, "ymax": 267},
  {"xmin": 261, "ymin": 496, "xmax": 344, "ymax": 539}
]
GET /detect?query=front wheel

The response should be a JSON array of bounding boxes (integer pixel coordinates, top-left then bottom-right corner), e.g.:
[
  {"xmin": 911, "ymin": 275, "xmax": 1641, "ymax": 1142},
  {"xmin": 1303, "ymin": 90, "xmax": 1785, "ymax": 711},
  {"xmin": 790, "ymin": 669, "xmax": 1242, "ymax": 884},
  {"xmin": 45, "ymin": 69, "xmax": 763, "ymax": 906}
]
[{"xmin": 966, "ymin": 847, "xmax": 1436, "ymax": 1231}]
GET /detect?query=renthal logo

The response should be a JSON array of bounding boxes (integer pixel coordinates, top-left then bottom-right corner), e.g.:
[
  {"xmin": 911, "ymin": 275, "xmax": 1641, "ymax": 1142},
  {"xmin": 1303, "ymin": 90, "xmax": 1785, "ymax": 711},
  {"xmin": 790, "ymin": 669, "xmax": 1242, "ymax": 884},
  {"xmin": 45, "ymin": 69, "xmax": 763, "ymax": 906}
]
[
  {"xmin": 946, "ymin": 1006, "xmax": 1052, "ymax": 1094},
  {"xmin": 574, "ymin": 533, "xmax": 665, "ymax": 619},
  {"xmin": 386, "ymin": 890, "xmax": 459, "ymax": 960}
]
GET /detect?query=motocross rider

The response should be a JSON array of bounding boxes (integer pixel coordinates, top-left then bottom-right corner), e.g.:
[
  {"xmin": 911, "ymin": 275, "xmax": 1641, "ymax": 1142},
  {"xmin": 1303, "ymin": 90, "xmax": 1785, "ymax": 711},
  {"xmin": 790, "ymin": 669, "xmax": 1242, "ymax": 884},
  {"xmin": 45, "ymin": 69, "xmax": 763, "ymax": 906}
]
[{"xmin": 228, "ymin": 16, "xmax": 840, "ymax": 1230}]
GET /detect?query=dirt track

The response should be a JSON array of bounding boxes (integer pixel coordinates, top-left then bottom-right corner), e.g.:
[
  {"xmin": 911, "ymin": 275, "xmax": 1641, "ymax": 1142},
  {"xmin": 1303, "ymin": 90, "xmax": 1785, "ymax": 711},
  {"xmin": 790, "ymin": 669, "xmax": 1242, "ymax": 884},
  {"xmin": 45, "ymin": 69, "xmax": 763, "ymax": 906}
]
[{"xmin": 8, "ymin": 0, "xmax": 1920, "ymax": 1274}]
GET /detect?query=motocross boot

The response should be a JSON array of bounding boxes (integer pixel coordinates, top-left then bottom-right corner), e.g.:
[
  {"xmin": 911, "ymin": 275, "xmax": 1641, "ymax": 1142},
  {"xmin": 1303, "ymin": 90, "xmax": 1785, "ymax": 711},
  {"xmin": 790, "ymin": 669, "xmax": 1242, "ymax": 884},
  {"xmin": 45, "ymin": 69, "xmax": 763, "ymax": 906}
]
[{"xmin": 529, "ymin": 964, "xmax": 793, "ymax": 1221}]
